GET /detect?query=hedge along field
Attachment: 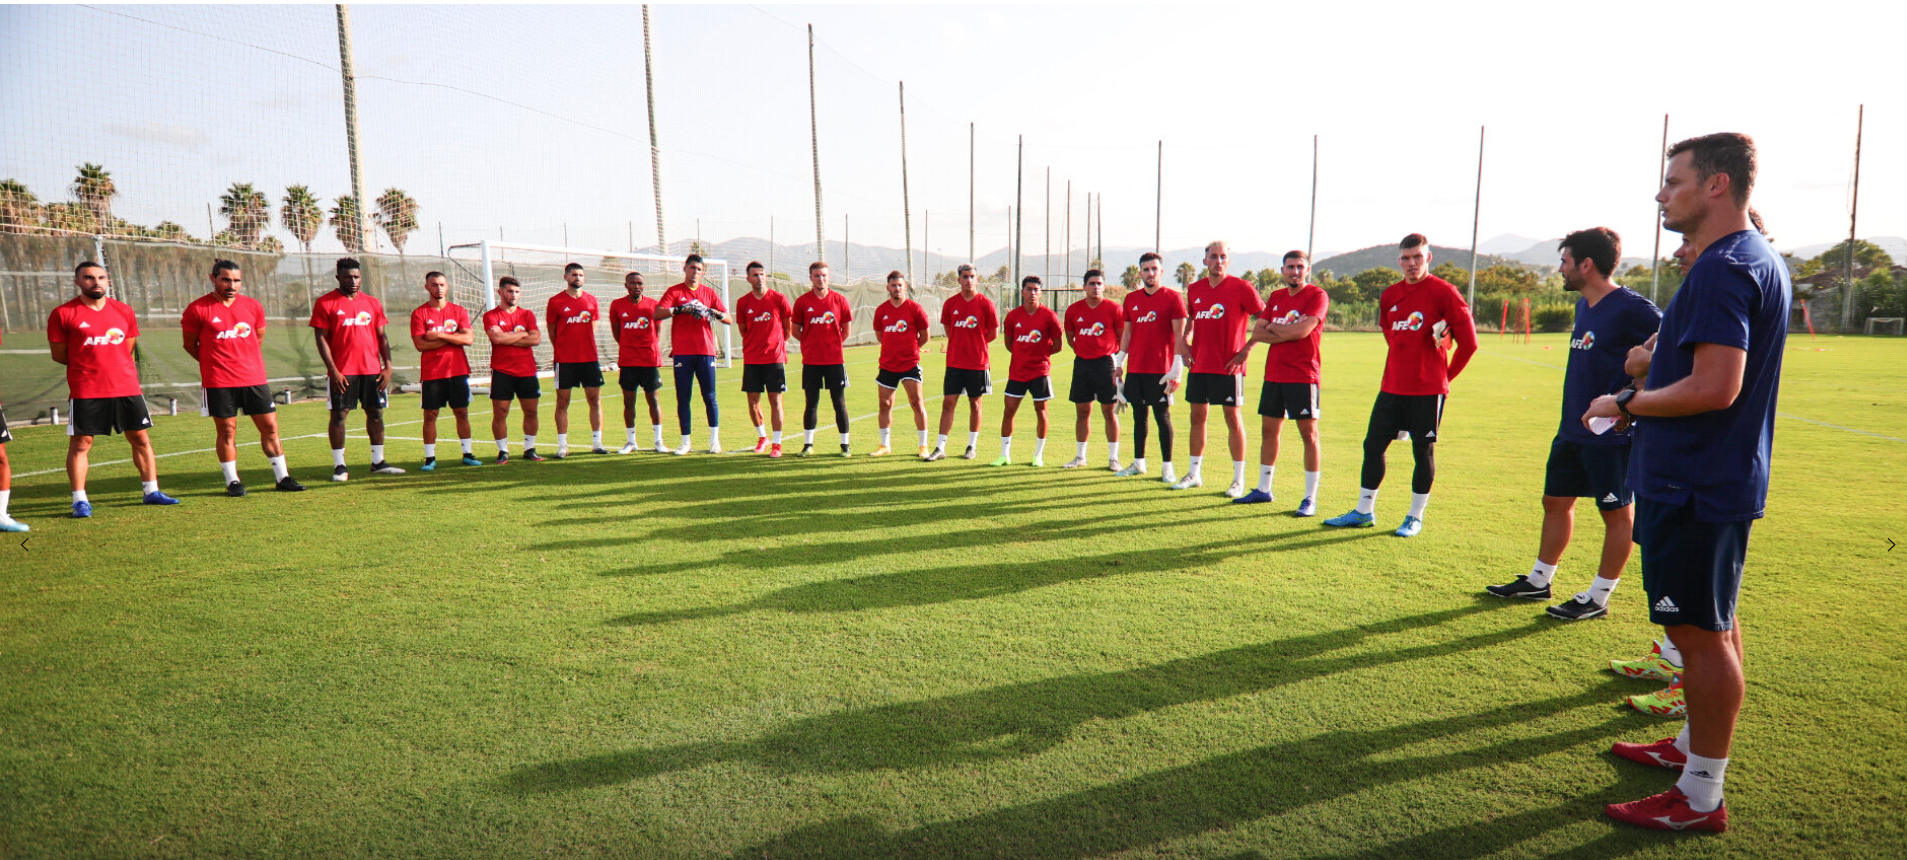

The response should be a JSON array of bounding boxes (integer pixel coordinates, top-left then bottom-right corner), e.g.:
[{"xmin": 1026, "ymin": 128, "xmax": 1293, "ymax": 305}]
[{"xmin": 1, "ymin": 333, "xmax": 1902, "ymax": 859}]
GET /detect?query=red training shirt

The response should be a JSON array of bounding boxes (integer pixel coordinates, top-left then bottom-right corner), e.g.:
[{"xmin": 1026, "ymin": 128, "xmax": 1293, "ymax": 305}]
[
  {"xmin": 1121, "ymin": 286, "xmax": 1187, "ymax": 375},
  {"xmin": 609, "ymin": 294, "xmax": 663, "ymax": 367},
  {"xmin": 1003, "ymin": 304, "xmax": 1063, "ymax": 382},
  {"xmin": 792, "ymin": 289, "xmax": 854, "ymax": 366},
  {"xmin": 544, "ymin": 290, "xmax": 601, "ymax": 364},
  {"xmin": 482, "ymin": 305, "xmax": 540, "ymax": 378},
  {"xmin": 873, "ymin": 298, "xmax": 930, "ymax": 372},
  {"xmin": 309, "ymin": 289, "xmax": 388, "ymax": 377},
  {"xmin": 1258, "ymin": 284, "xmax": 1329, "ymax": 384},
  {"xmin": 939, "ymin": 291, "xmax": 999, "ymax": 371},
  {"xmin": 1186, "ymin": 275, "xmax": 1266, "ymax": 375},
  {"xmin": 410, "ymin": 301, "xmax": 473, "ymax": 381},
  {"xmin": 734, "ymin": 289, "xmax": 793, "ymax": 365},
  {"xmin": 181, "ymin": 293, "xmax": 269, "ymax": 389},
  {"xmin": 1065, "ymin": 298, "xmax": 1125, "ymax": 360},
  {"xmin": 655, "ymin": 282, "xmax": 727, "ymax": 357},
  {"xmin": 48, "ymin": 297, "xmax": 143, "ymax": 399},
  {"xmin": 1376, "ymin": 275, "xmax": 1479, "ymax": 395}
]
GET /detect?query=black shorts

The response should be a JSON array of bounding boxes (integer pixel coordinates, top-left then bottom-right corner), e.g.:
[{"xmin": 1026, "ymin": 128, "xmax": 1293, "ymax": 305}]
[
  {"xmin": 327, "ymin": 374, "xmax": 387, "ymax": 411},
  {"xmin": 802, "ymin": 363, "xmax": 849, "ymax": 392},
  {"xmin": 620, "ymin": 366, "xmax": 663, "ymax": 393},
  {"xmin": 1069, "ymin": 356, "xmax": 1117, "ymax": 404},
  {"xmin": 741, "ymin": 363, "xmax": 787, "ymax": 394},
  {"xmin": 1124, "ymin": 372, "xmax": 1172, "ymax": 406},
  {"xmin": 1544, "ymin": 437, "xmax": 1632, "ymax": 510},
  {"xmin": 556, "ymin": 361, "xmax": 604, "ymax": 389},
  {"xmin": 1365, "ymin": 391, "xmax": 1444, "ymax": 442},
  {"xmin": 943, "ymin": 367, "xmax": 992, "ymax": 398},
  {"xmin": 1003, "ymin": 376, "xmax": 1053, "ymax": 401},
  {"xmin": 1184, "ymin": 372, "xmax": 1245, "ymax": 406},
  {"xmin": 489, "ymin": 371, "xmax": 541, "ymax": 402},
  {"xmin": 1258, "ymin": 381, "xmax": 1320, "ymax": 420},
  {"xmin": 876, "ymin": 366, "xmax": 923, "ymax": 390},
  {"xmin": 0, "ymin": 404, "xmax": 13, "ymax": 444},
  {"xmin": 68, "ymin": 395, "xmax": 153, "ymax": 437},
  {"xmin": 1637, "ymin": 498, "xmax": 1752, "ymax": 632},
  {"xmin": 421, "ymin": 376, "xmax": 472, "ymax": 411},
  {"xmin": 201, "ymin": 384, "xmax": 275, "ymax": 419}
]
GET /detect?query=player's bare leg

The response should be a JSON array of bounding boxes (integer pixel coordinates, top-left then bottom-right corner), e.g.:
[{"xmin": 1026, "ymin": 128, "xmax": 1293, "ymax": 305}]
[
  {"xmin": 873, "ymin": 385, "xmax": 897, "ymax": 456},
  {"xmin": 1101, "ymin": 401, "xmax": 1121, "ymax": 469},
  {"xmin": 492, "ymin": 398, "xmax": 513, "ymax": 460},
  {"xmin": 1173, "ymin": 402, "xmax": 1210, "ymax": 489},
  {"xmin": 1220, "ymin": 404, "xmax": 1249, "ymax": 497},
  {"xmin": 553, "ymin": 388, "xmax": 572, "ymax": 457},
  {"xmin": 66, "ymin": 434, "xmax": 93, "ymax": 495},
  {"xmin": 992, "ymin": 395, "xmax": 1023, "ymax": 465},
  {"xmin": 1029, "ymin": 398, "xmax": 1050, "ymax": 466},
  {"xmin": 902, "ymin": 378, "xmax": 929, "ymax": 457},
  {"xmin": 521, "ymin": 397, "xmax": 543, "ymax": 460},
  {"xmin": 584, "ymin": 386, "xmax": 606, "ymax": 453},
  {"xmin": 0, "ymin": 441, "xmax": 23, "ymax": 531},
  {"xmin": 1066, "ymin": 402, "xmax": 1093, "ymax": 468},
  {"xmin": 645, "ymin": 389, "xmax": 664, "ymax": 450},
  {"xmin": 746, "ymin": 391, "xmax": 766, "ymax": 452}
]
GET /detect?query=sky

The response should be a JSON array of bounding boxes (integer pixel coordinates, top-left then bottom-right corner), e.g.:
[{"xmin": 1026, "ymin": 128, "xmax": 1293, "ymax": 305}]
[{"xmin": 2, "ymin": 1, "xmax": 1902, "ymax": 265}]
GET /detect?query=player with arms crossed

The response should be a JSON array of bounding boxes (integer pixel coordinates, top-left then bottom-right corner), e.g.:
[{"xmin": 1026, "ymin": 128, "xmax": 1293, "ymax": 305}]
[
  {"xmin": 1177, "ymin": 241, "xmax": 1265, "ymax": 496},
  {"xmin": 1062, "ymin": 269, "xmax": 1125, "ymax": 470},
  {"xmin": 0, "ymin": 332, "xmax": 26, "ymax": 531},
  {"xmin": 311, "ymin": 257, "xmax": 403, "ymax": 481},
  {"xmin": 181, "ymin": 259, "xmax": 304, "ymax": 495},
  {"xmin": 733, "ymin": 262, "xmax": 793, "ymax": 457},
  {"xmin": 1487, "ymin": 228, "xmax": 1659, "ymax": 618},
  {"xmin": 546, "ymin": 263, "xmax": 607, "ymax": 457},
  {"xmin": 409, "ymin": 271, "xmax": 484, "ymax": 471},
  {"xmin": 609, "ymin": 272, "xmax": 667, "ymax": 454},
  {"xmin": 790, "ymin": 261, "xmax": 854, "ymax": 457},
  {"xmin": 1228, "ymin": 250, "xmax": 1327, "ymax": 514},
  {"xmin": 1323, "ymin": 234, "xmax": 1478, "ymax": 536},
  {"xmin": 483, "ymin": 276, "xmax": 545, "ymax": 462},
  {"xmin": 870, "ymin": 271, "xmax": 932, "ymax": 457},
  {"xmin": 49, "ymin": 261, "xmax": 180, "ymax": 515},
  {"xmin": 927, "ymin": 264, "xmax": 1000, "ymax": 461},
  {"xmin": 1587, "ymin": 133, "xmax": 1788, "ymax": 832},
  {"xmin": 654, "ymin": 254, "xmax": 731, "ymax": 455},
  {"xmin": 992, "ymin": 276, "xmax": 1063, "ymax": 467},
  {"xmin": 1113, "ymin": 252, "xmax": 1187, "ymax": 483}
]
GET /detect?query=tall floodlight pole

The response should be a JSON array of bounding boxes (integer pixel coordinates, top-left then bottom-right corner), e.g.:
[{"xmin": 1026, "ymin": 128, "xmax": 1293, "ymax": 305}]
[
  {"xmin": 808, "ymin": 24, "xmax": 825, "ymax": 263},
  {"xmin": 1065, "ymin": 180, "xmax": 1072, "ymax": 286},
  {"xmin": 1466, "ymin": 125, "xmax": 1485, "ymax": 308},
  {"xmin": 335, "ymin": 5, "xmax": 369, "ymax": 268},
  {"xmin": 1084, "ymin": 193, "xmax": 1093, "ymax": 273},
  {"xmin": 923, "ymin": 211, "xmax": 929, "ymax": 285},
  {"xmin": 899, "ymin": 82, "xmax": 913, "ymax": 284},
  {"xmin": 642, "ymin": 5, "xmax": 665, "ymax": 261},
  {"xmin": 769, "ymin": 216, "xmax": 775, "ymax": 283},
  {"xmin": 1650, "ymin": 114, "xmax": 1668, "ymax": 304},
  {"xmin": 1013, "ymin": 135, "xmax": 1024, "ymax": 288},
  {"xmin": 1307, "ymin": 134, "xmax": 1318, "ymax": 263},
  {"xmin": 1843, "ymin": 104, "xmax": 1864, "ymax": 333},
  {"xmin": 1044, "ymin": 167, "xmax": 1051, "ymax": 287},
  {"xmin": 968, "ymin": 122, "xmax": 975, "ymax": 265},
  {"xmin": 1097, "ymin": 193, "xmax": 1103, "ymax": 269},
  {"xmin": 844, "ymin": 214, "xmax": 849, "ymax": 281},
  {"xmin": 1155, "ymin": 140, "xmax": 1163, "ymax": 255}
]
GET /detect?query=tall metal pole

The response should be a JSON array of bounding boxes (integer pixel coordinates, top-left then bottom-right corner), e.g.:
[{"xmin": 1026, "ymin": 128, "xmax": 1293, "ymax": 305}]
[
  {"xmin": 769, "ymin": 216, "xmax": 775, "ymax": 282},
  {"xmin": 968, "ymin": 121, "xmax": 975, "ymax": 265},
  {"xmin": 1154, "ymin": 141, "xmax": 1163, "ymax": 255},
  {"xmin": 335, "ymin": 5, "xmax": 369, "ymax": 261},
  {"xmin": 1843, "ymin": 103, "xmax": 1864, "ymax": 333},
  {"xmin": 642, "ymin": 5, "xmax": 665, "ymax": 260},
  {"xmin": 844, "ymin": 214, "xmax": 849, "ymax": 281},
  {"xmin": 808, "ymin": 24, "xmax": 825, "ymax": 263},
  {"xmin": 1307, "ymin": 134, "xmax": 1318, "ymax": 263},
  {"xmin": 1044, "ymin": 166, "xmax": 1051, "ymax": 288},
  {"xmin": 1013, "ymin": 135, "xmax": 1024, "ymax": 288},
  {"xmin": 1096, "ymin": 193, "xmax": 1103, "ymax": 270},
  {"xmin": 923, "ymin": 210, "xmax": 929, "ymax": 285},
  {"xmin": 899, "ymin": 81, "xmax": 913, "ymax": 285},
  {"xmin": 1065, "ymin": 180, "xmax": 1072, "ymax": 286},
  {"xmin": 1649, "ymin": 114, "xmax": 1668, "ymax": 303},
  {"xmin": 1466, "ymin": 125, "xmax": 1484, "ymax": 307},
  {"xmin": 1084, "ymin": 193, "xmax": 1092, "ymax": 273}
]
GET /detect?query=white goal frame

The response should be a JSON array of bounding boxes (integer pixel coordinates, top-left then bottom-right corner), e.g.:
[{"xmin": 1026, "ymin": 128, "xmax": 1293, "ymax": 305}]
[
  {"xmin": 444, "ymin": 240, "xmax": 735, "ymax": 379},
  {"xmin": 1865, "ymin": 317, "xmax": 1903, "ymax": 336}
]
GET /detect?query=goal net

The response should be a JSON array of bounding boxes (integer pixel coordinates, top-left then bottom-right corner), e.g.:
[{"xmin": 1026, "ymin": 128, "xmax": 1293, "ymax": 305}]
[
  {"xmin": 1866, "ymin": 317, "xmax": 1904, "ymax": 337},
  {"xmin": 444, "ymin": 242, "xmax": 734, "ymax": 382}
]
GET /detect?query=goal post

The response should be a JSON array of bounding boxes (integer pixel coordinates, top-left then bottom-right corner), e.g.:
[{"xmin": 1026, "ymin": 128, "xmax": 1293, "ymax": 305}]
[{"xmin": 444, "ymin": 241, "xmax": 734, "ymax": 383}]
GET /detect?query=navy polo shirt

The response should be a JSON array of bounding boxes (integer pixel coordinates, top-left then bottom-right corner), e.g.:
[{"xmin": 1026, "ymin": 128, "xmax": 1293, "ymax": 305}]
[{"xmin": 1559, "ymin": 286, "xmax": 1660, "ymax": 445}]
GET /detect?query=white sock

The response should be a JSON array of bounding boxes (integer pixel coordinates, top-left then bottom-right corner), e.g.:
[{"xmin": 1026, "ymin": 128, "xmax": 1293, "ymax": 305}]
[
  {"xmin": 1232, "ymin": 460, "xmax": 1247, "ymax": 486},
  {"xmin": 1108, "ymin": 442, "xmax": 1120, "ymax": 462},
  {"xmin": 496, "ymin": 438, "xmax": 510, "ymax": 454},
  {"xmin": 681, "ymin": 434, "xmax": 693, "ymax": 449},
  {"xmin": 591, "ymin": 430, "xmax": 603, "ymax": 447},
  {"xmin": 73, "ymin": 489, "xmax": 90, "ymax": 504},
  {"xmin": 1527, "ymin": 559, "xmax": 1559, "ymax": 589},
  {"xmin": 525, "ymin": 434, "xmax": 537, "ymax": 449},
  {"xmin": 1304, "ymin": 470, "xmax": 1321, "ymax": 501},
  {"xmin": 268, "ymin": 456, "xmax": 289, "ymax": 481},
  {"xmin": 370, "ymin": 444, "xmax": 385, "ymax": 464},
  {"xmin": 803, "ymin": 429, "xmax": 816, "ymax": 445},
  {"xmin": 140, "ymin": 480, "xmax": 159, "ymax": 495},
  {"xmin": 0, "ymin": 489, "xmax": 9, "ymax": 517},
  {"xmin": 626, "ymin": 427, "xmax": 638, "ymax": 444},
  {"xmin": 838, "ymin": 432, "xmax": 851, "ymax": 447},
  {"xmin": 1408, "ymin": 492, "xmax": 1430, "ymax": 519},
  {"xmin": 459, "ymin": 438, "xmax": 473, "ymax": 455},
  {"xmin": 219, "ymin": 460, "xmax": 239, "ymax": 483},
  {"xmin": 1356, "ymin": 487, "xmax": 1378, "ymax": 515},
  {"xmin": 880, "ymin": 427, "xmax": 892, "ymax": 446},
  {"xmin": 916, "ymin": 429, "xmax": 928, "ymax": 447},
  {"xmin": 1659, "ymin": 636, "xmax": 1685, "ymax": 669},
  {"xmin": 652, "ymin": 425, "xmax": 665, "ymax": 445},
  {"xmin": 755, "ymin": 424, "xmax": 767, "ymax": 439},
  {"xmin": 773, "ymin": 429, "xmax": 783, "ymax": 444},
  {"xmin": 1188, "ymin": 455, "xmax": 1203, "ymax": 476},
  {"xmin": 332, "ymin": 448, "xmax": 347, "ymax": 468},
  {"xmin": 1588, "ymin": 575, "xmax": 1620, "ymax": 606},
  {"xmin": 1034, "ymin": 437, "xmax": 1048, "ymax": 458},
  {"xmin": 556, "ymin": 432, "xmax": 569, "ymax": 451},
  {"xmin": 967, "ymin": 431, "xmax": 980, "ymax": 449},
  {"xmin": 1257, "ymin": 464, "xmax": 1274, "ymax": 494},
  {"xmin": 709, "ymin": 427, "xmax": 720, "ymax": 446},
  {"xmin": 1133, "ymin": 457, "xmax": 1147, "ymax": 471},
  {"xmin": 935, "ymin": 433, "xmax": 948, "ymax": 451},
  {"xmin": 1000, "ymin": 436, "xmax": 1013, "ymax": 457},
  {"xmin": 1676, "ymin": 753, "xmax": 1729, "ymax": 813},
  {"xmin": 1674, "ymin": 723, "xmax": 1692, "ymax": 755},
  {"xmin": 1163, "ymin": 460, "xmax": 1176, "ymax": 479},
  {"xmin": 1076, "ymin": 441, "xmax": 1089, "ymax": 459},
  {"xmin": 422, "ymin": 443, "xmax": 437, "ymax": 460}
]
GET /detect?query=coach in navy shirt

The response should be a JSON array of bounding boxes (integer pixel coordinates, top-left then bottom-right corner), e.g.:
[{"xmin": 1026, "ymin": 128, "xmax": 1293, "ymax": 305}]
[
  {"xmin": 1586, "ymin": 133, "xmax": 1790, "ymax": 833},
  {"xmin": 1486, "ymin": 227, "xmax": 1659, "ymax": 619}
]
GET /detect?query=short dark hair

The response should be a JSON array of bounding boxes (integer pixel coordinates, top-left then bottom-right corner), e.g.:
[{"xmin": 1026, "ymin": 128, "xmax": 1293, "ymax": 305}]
[
  {"xmin": 1021, "ymin": 275, "xmax": 1042, "ymax": 289},
  {"xmin": 1083, "ymin": 268, "xmax": 1104, "ymax": 282},
  {"xmin": 1667, "ymin": 132, "xmax": 1756, "ymax": 209},
  {"xmin": 211, "ymin": 259, "xmax": 241, "ymax": 276},
  {"xmin": 1559, "ymin": 228, "xmax": 1621, "ymax": 277},
  {"xmin": 625, "ymin": 271, "xmax": 644, "ymax": 282},
  {"xmin": 1139, "ymin": 252, "xmax": 1163, "ymax": 266},
  {"xmin": 956, "ymin": 263, "xmax": 975, "ymax": 276},
  {"xmin": 808, "ymin": 261, "xmax": 828, "ymax": 273},
  {"xmin": 684, "ymin": 254, "xmax": 705, "ymax": 266},
  {"xmin": 498, "ymin": 276, "xmax": 520, "ymax": 289},
  {"xmin": 1399, "ymin": 233, "xmax": 1429, "ymax": 251},
  {"xmin": 423, "ymin": 270, "xmax": 446, "ymax": 282},
  {"xmin": 75, "ymin": 261, "xmax": 104, "ymax": 276},
  {"xmin": 336, "ymin": 257, "xmax": 360, "ymax": 273},
  {"xmin": 564, "ymin": 262, "xmax": 584, "ymax": 274},
  {"xmin": 886, "ymin": 269, "xmax": 905, "ymax": 282},
  {"xmin": 745, "ymin": 261, "xmax": 764, "ymax": 273},
  {"xmin": 1282, "ymin": 250, "xmax": 1308, "ymax": 264}
]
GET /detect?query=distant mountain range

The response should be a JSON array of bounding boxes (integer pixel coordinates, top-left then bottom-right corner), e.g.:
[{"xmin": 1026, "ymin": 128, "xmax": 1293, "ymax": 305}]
[
  {"xmin": 1312, "ymin": 244, "xmax": 1514, "ymax": 277},
  {"xmin": 1783, "ymin": 236, "xmax": 1907, "ymax": 263}
]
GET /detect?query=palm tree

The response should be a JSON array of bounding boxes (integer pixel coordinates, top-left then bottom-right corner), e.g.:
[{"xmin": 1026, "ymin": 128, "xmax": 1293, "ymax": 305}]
[
  {"xmin": 373, "ymin": 187, "xmax": 418, "ymax": 255},
  {"xmin": 1174, "ymin": 261, "xmax": 1196, "ymax": 287},
  {"xmin": 152, "ymin": 221, "xmax": 193, "ymax": 243},
  {"xmin": 43, "ymin": 202, "xmax": 96, "ymax": 235},
  {"xmin": 219, "ymin": 182, "xmax": 271, "ymax": 248},
  {"xmin": 329, "ymin": 194, "xmax": 364, "ymax": 253},
  {"xmin": 1121, "ymin": 264, "xmax": 1141, "ymax": 290},
  {"xmin": 281, "ymin": 185, "xmax": 324, "ymax": 304},
  {"xmin": 71, "ymin": 162, "xmax": 116, "ymax": 229},
  {"xmin": 256, "ymin": 236, "xmax": 284, "ymax": 254},
  {"xmin": 0, "ymin": 179, "xmax": 40, "ymax": 234}
]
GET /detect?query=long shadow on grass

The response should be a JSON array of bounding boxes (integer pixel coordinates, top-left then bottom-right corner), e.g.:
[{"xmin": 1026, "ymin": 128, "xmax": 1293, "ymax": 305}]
[
  {"xmin": 508, "ymin": 603, "xmax": 1559, "ymax": 790},
  {"xmin": 1284, "ymin": 784, "xmax": 1666, "ymax": 860},
  {"xmin": 606, "ymin": 529, "xmax": 1380, "ymax": 625},
  {"xmin": 725, "ymin": 682, "xmax": 1638, "ymax": 860}
]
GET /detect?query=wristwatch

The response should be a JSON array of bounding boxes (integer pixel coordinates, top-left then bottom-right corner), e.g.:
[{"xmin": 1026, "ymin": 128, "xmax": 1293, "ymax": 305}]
[{"xmin": 1615, "ymin": 387, "xmax": 1637, "ymax": 418}]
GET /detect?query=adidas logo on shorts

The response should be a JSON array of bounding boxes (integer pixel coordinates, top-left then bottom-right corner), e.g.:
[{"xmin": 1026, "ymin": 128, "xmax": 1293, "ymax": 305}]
[
  {"xmin": 1655, "ymin": 596, "xmax": 1679, "ymax": 613},
  {"xmin": 1602, "ymin": 493, "xmax": 1619, "ymax": 504}
]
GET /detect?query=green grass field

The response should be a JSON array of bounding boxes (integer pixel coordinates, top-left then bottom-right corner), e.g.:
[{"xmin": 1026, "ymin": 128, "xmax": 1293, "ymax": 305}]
[{"xmin": 3, "ymin": 332, "xmax": 1903, "ymax": 859}]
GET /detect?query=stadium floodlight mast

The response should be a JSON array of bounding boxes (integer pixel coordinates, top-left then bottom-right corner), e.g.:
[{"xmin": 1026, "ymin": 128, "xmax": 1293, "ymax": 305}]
[{"xmin": 1466, "ymin": 125, "xmax": 1484, "ymax": 308}]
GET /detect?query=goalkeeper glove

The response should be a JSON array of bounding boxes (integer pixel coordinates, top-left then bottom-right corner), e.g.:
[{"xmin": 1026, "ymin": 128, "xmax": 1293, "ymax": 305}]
[
  {"xmin": 1113, "ymin": 380, "xmax": 1128, "ymax": 414},
  {"xmin": 1111, "ymin": 351, "xmax": 1127, "ymax": 371},
  {"xmin": 1164, "ymin": 354, "xmax": 1184, "ymax": 385}
]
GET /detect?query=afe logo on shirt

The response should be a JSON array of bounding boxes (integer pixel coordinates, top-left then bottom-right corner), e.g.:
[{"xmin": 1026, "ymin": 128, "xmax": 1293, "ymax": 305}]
[
  {"xmin": 1194, "ymin": 303, "xmax": 1227, "ymax": 321},
  {"xmin": 1077, "ymin": 322, "xmax": 1107, "ymax": 337},
  {"xmin": 339, "ymin": 310, "xmax": 375, "ymax": 327},
  {"xmin": 1392, "ymin": 311, "xmax": 1426, "ymax": 332},
  {"xmin": 749, "ymin": 311, "xmax": 775, "ymax": 323},
  {"xmin": 952, "ymin": 315, "xmax": 981, "ymax": 329},
  {"xmin": 1571, "ymin": 331, "xmax": 1597, "ymax": 350},
  {"xmin": 1131, "ymin": 310, "xmax": 1159, "ymax": 324},
  {"xmin": 1015, "ymin": 327, "xmax": 1045, "ymax": 344},
  {"xmin": 1275, "ymin": 310, "xmax": 1302, "ymax": 325},
  {"xmin": 214, "ymin": 322, "xmax": 255, "ymax": 340},
  {"xmin": 811, "ymin": 311, "xmax": 837, "ymax": 326},
  {"xmin": 435, "ymin": 320, "xmax": 459, "ymax": 334},
  {"xmin": 624, "ymin": 317, "xmax": 652, "ymax": 330},
  {"xmin": 82, "ymin": 327, "xmax": 128, "ymax": 347},
  {"xmin": 882, "ymin": 319, "xmax": 910, "ymax": 334},
  {"xmin": 564, "ymin": 312, "xmax": 593, "ymax": 324}
]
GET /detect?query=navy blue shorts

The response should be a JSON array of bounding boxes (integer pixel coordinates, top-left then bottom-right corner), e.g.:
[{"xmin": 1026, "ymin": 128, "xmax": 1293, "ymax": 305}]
[
  {"xmin": 1544, "ymin": 437, "xmax": 1632, "ymax": 510},
  {"xmin": 1636, "ymin": 497, "xmax": 1752, "ymax": 632}
]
